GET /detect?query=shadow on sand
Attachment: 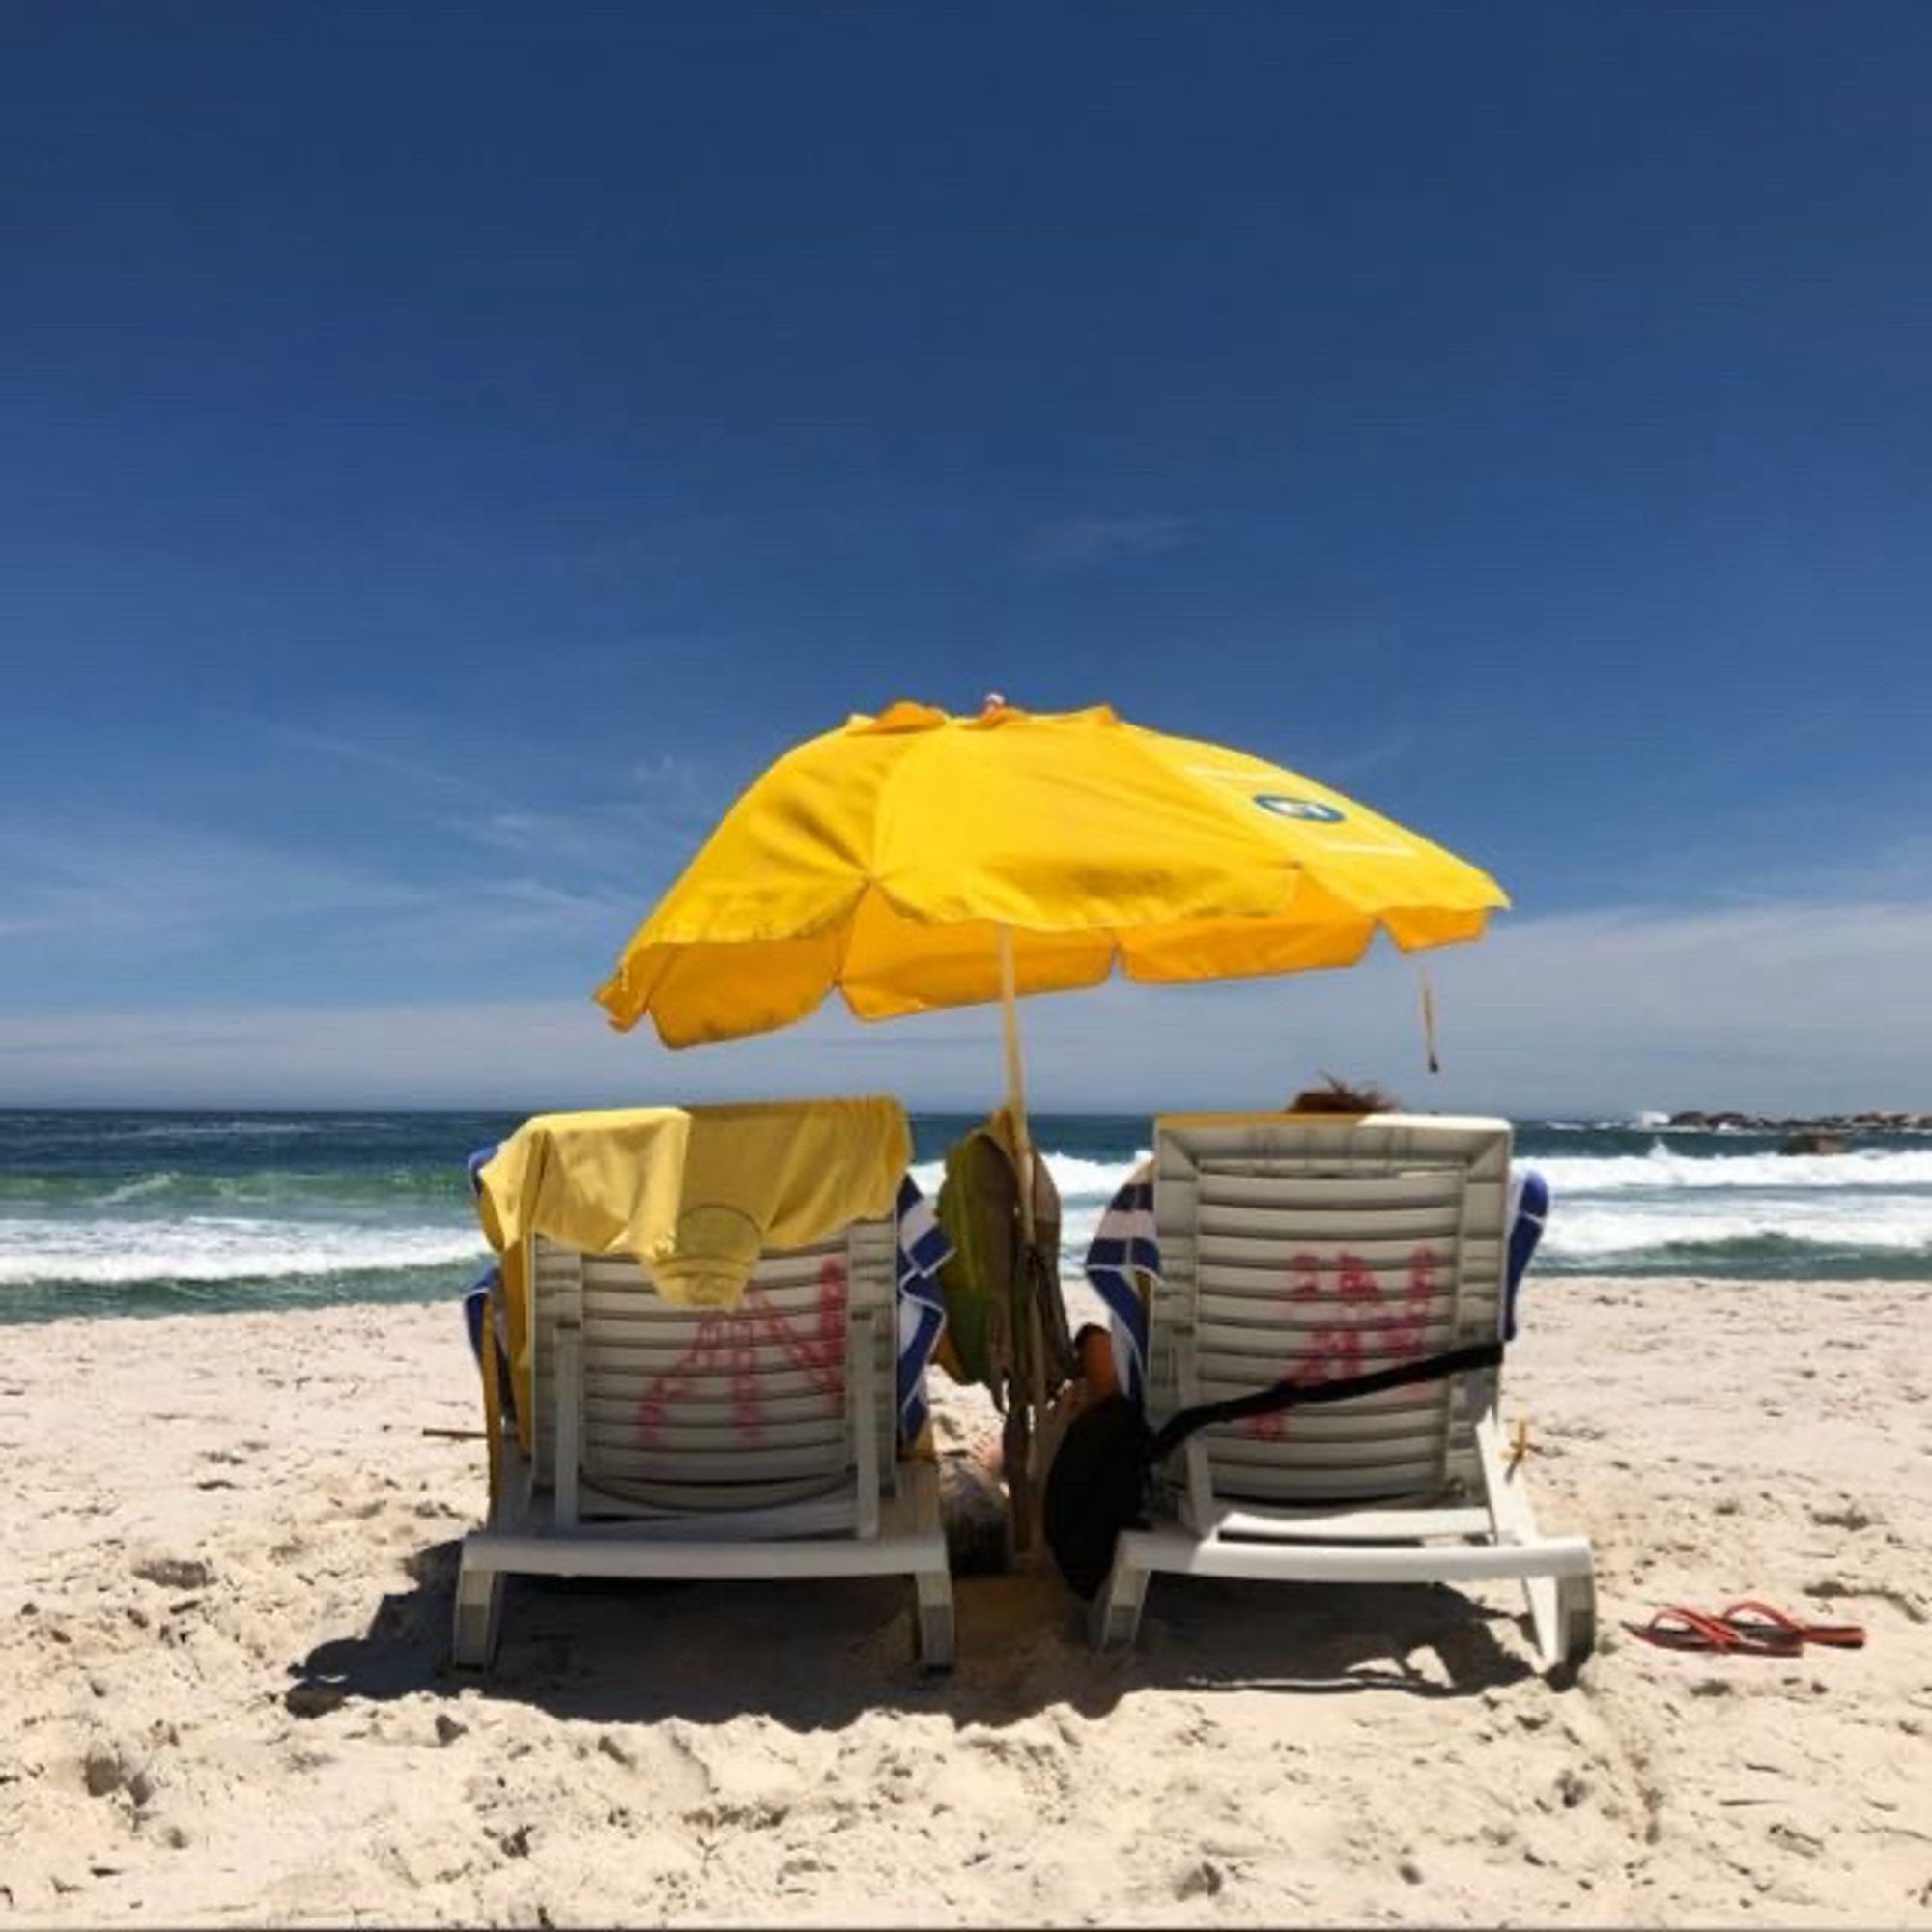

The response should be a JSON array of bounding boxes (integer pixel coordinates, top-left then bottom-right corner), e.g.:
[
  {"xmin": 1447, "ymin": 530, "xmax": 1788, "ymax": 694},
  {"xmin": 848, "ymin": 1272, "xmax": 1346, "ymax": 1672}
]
[{"xmin": 287, "ymin": 1531, "xmax": 1544, "ymax": 1732}]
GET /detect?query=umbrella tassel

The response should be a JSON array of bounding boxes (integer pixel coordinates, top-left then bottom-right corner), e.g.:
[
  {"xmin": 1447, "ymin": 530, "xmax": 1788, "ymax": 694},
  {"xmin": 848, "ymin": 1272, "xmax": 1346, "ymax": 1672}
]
[{"xmin": 1419, "ymin": 963, "xmax": 1441, "ymax": 1076}]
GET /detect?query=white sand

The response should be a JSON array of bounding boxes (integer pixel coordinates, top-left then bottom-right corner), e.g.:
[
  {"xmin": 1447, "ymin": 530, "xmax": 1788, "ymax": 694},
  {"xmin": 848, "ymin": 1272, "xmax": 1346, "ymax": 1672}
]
[{"xmin": 2, "ymin": 1276, "xmax": 1929, "ymax": 1926}]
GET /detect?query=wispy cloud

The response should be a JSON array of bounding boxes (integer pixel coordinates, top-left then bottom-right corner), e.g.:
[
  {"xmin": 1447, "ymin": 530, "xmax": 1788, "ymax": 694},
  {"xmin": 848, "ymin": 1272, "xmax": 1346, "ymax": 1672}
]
[
  {"xmin": 269, "ymin": 724, "xmax": 497, "ymax": 804},
  {"xmin": 0, "ymin": 823, "xmax": 427, "ymax": 945},
  {"xmin": 1017, "ymin": 512, "xmax": 1196, "ymax": 572},
  {"xmin": 456, "ymin": 795, "xmax": 710, "ymax": 882},
  {"xmin": 1060, "ymin": 895, "xmax": 1932, "ymax": 1118},
  {"xmin": 6, "ymin": 895, "xmax": 1932, "ymax": 1113},
  {"xmin": 0, "ymin": 997, "xmax": 999, "ymax": 1109},
  {"xmin": 0, "ymin": 819, "xmax": 638, "ymax": 985},
  {"xmin": 270, "ymin": 714, "xmax": 717, "ymax": 878}
]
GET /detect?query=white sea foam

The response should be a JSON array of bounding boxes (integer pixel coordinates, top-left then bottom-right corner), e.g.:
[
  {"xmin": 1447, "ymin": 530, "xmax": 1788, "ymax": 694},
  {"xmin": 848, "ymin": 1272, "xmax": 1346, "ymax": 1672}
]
[
  {"xmin": 1541, "ymin": 1197, "xmax": 1932, "ymax": 1258},
  {"xmin": 0, "ymin": 1216, "xmax": 488, "ymax": 1287},
  {"xmin": 910, "ymin": 1149, "xmax": 1149, "ymax": 1209},
  {"xmin": 1532, "ymin": 1145, "xmax": 1932, "ymax": 1194},
  {"xmin": 1042, "ymin": 1151, "xmax": 1151, "ymax": 1201}
]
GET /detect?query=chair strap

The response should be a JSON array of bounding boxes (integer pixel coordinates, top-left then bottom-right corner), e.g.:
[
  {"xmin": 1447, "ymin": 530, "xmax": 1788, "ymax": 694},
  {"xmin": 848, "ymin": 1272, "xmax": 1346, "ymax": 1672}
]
[{"xmin": 1150, "ymin": 1340, "xmax": 1504, "ymax": 1459}]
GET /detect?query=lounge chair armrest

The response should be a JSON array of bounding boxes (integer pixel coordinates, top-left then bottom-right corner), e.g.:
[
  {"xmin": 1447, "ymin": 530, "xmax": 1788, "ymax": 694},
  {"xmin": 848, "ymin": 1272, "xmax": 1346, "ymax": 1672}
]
[
  {"xmin": 849, "ymin": 1304, "xmax": 880, "ymax": 1539},
  {"xmin": 1170, "ymin": 1326, "xmax": 1216, "ymax": 1531}
]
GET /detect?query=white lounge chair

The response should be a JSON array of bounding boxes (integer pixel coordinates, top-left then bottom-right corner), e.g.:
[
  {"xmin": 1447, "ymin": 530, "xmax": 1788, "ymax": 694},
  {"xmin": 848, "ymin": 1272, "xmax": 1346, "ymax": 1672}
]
[
  {"xmin": 453, "ymin": 1210, "xmax": 954, "ymax": 1670},
  {"xmin": 1090, "ymin": 1113, "xmax": 1595, "ymax": 1673}
]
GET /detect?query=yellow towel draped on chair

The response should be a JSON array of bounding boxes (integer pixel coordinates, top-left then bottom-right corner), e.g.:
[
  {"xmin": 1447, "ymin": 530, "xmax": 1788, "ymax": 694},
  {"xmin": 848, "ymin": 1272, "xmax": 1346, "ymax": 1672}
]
[{"xmin": 473, "ymin": 1095, "xmax": 912, "ymax": 1446}]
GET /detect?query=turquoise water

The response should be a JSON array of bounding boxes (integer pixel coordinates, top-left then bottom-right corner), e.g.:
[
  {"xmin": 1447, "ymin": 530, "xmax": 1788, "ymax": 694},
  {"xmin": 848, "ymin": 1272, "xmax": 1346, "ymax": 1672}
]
[{"xmin": 2, "ymin": 1109, "xmax": 1929, "ymax": 1325}]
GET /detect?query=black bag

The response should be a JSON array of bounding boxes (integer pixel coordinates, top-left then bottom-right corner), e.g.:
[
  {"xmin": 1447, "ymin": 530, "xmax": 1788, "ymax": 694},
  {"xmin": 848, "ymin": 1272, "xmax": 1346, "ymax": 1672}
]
[{"xmin": 1042, "ymin": 1340, "xmax": 1505, "ymax": 1600}]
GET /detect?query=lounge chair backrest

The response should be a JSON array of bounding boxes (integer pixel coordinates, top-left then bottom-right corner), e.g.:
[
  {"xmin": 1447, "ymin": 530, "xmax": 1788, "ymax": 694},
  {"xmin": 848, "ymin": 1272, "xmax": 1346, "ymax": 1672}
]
[
  {"xmin": 1150, "ymin": 1113, "xmax": 1511, "ymax": 1512},
  {"xmin": 528, "ymin": 1213, "xmax": 899, "ymax": 1516}
]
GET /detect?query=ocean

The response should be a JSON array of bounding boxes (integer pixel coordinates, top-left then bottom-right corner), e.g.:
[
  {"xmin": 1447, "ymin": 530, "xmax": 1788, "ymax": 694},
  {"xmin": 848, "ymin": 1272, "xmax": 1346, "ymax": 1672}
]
[{"xmin": 2, "ymin": 1108, "xmax": 1929, "ymax": 1327}]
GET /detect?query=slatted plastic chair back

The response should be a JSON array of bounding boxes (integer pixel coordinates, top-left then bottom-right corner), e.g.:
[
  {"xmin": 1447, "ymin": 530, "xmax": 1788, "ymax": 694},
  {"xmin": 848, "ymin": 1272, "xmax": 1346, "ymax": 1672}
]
[
  {"xmin": 1150, "ymin": 1115, "xmax": 1511, "ymax": 1509},
  {"xmin": 530, "ymin": 1215, "xmax": 898, "ymax": 1514}
]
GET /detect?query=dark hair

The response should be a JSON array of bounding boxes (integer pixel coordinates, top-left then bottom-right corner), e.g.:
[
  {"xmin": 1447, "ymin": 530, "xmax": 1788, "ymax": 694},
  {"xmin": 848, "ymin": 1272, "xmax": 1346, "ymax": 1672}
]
[{"xmin": 1288, "ymin": 1072, "xmax": 1397, "ymax": 1115}]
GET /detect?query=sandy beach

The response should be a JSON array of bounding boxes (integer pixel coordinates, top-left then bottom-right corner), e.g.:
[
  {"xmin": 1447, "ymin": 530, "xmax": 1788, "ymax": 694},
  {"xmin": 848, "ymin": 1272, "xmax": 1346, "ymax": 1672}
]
[{"xmin": 2, "ymin": 1274, "xmax": 1927, "ymax": 1927}]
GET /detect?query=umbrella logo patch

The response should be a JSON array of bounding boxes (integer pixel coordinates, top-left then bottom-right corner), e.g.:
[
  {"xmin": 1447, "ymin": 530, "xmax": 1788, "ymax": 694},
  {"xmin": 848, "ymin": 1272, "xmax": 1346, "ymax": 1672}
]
[{"xmin": 1254, "ymin": 793, "xmax": 1345, "ymax": 823}]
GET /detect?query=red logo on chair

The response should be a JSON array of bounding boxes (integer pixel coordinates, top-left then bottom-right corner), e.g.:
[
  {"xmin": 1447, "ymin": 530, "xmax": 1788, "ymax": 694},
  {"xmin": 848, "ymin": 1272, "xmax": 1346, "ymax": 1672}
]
[
  {"xmin": 635, "ymin": 1258, "xmax": 848, "ymax": 1447},
  {"xmin": 1244, "ymin": 1245, "xmax": 1442, "ymax": 1441}
]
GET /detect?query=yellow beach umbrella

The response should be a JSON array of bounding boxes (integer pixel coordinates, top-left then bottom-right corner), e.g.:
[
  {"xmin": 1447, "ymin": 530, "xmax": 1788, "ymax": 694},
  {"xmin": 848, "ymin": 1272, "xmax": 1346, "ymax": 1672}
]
[{"xmin": 597, "ymin": 697, "xmax": 1506, "ymax": 1048}]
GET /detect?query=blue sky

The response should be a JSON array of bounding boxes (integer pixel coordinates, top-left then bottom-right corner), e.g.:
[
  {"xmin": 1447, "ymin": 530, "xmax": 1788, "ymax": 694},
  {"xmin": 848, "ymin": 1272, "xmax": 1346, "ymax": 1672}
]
[{"xmin": 4, "ymin": 3, "xmax": 1930, "ymax": 1114}]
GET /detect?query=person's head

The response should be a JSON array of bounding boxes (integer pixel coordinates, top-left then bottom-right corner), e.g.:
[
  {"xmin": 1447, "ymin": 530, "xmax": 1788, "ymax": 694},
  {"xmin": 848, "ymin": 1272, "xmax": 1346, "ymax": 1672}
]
[
  {"xmin": 1071, "ymin": 1322, "xmax": 1119, "ymax": 1399},
  {"xmin": 1287, "ymin": 1072, "xmax": 1397, "ymax": 1115}
]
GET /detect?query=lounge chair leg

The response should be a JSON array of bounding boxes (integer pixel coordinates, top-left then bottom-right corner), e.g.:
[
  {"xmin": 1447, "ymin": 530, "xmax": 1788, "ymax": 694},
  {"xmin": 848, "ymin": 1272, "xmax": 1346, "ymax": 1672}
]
[
  {"xmin": 1523, "ymin": 1561, "xmax": 1598, "ymax": 1673},
  {"xmin": 1522, "ymin": 1571, "xmax": 1562, "ymax": 1672},
  {"xmin": 1477, "ymin": 1412, "xmax": 1591, "ymax": 1676},
  {"xmin": 914, "ymin": 1565, "xmax": 955, "ymax": 1671},
  {"xmin": 1089, "ymin": 1553, "xmax": 1149, "ymax": 1650},
  {"xmin": 1551, "ymin": 1565, "xmax": 1597, "ymax": 1671},
  {"xmin": 908, "ymin": 1458, "xmax": 954, "ymax": 1670},
  {"xmin": 451, "ymin": 1546, "xmax": 505, "ymax": 1670}
]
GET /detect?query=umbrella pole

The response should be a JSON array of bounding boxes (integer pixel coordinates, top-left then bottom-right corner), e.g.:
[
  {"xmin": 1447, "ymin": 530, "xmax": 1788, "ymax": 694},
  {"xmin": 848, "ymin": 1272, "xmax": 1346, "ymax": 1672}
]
[
  {"xmin": 998, "ymin": 925, "xmax": 1036, "ymax": 1245},
  {"xmin": 999, "ymin": 925, "xmax": 1046, "ymax": 1552}
]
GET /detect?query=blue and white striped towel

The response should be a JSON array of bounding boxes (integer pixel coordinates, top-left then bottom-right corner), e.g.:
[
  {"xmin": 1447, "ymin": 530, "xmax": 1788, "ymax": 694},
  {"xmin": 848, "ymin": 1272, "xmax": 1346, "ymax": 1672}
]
[
  {"xmin": 1083, "ymin": 1164, "xmax": 1158, "ymax": 1406},
  {"xmin": 461, "ymin": 1264, "xmax": 509, "ymax": 1379},
  {"xmin": 1084, "ymin": 1160, "xmax": 1552, "ymax": 1404},
  {"xmin": 462, "ymin": 1144, "xmax": 508, "ymax": 1385},
  {"xmin": 1502, "ymin": 1167, "xmax": 1548, "ymax": 1343},
  {"xmin": 895, "ymin": 1173, "xmax": 953, "ymax": 1443}
]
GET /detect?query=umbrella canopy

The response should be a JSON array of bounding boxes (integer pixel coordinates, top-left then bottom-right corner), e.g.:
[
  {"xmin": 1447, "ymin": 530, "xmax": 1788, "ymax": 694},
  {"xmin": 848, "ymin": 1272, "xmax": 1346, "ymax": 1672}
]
[{"xmin": 596, "ymin": 699, "xmax": 1507, "ymax": 1045}]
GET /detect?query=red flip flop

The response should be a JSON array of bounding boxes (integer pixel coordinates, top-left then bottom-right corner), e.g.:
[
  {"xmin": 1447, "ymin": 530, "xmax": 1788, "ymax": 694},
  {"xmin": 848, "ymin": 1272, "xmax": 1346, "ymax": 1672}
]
[
  {"xmin": 1718, "ymin": 1599, "xmax": 1868, "ymax": 1650},
  {"xmin": 1623, "ymin": 1604, "xmax": 1804, "ymax": 1657}
]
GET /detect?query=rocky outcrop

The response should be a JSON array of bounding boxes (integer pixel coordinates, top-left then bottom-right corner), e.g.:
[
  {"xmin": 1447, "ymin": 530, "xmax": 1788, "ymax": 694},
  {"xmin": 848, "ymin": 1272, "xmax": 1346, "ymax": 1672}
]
[{"xmin": 1665, "ymin": 1109, "xmax": 1932, "ymax": 1135}]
